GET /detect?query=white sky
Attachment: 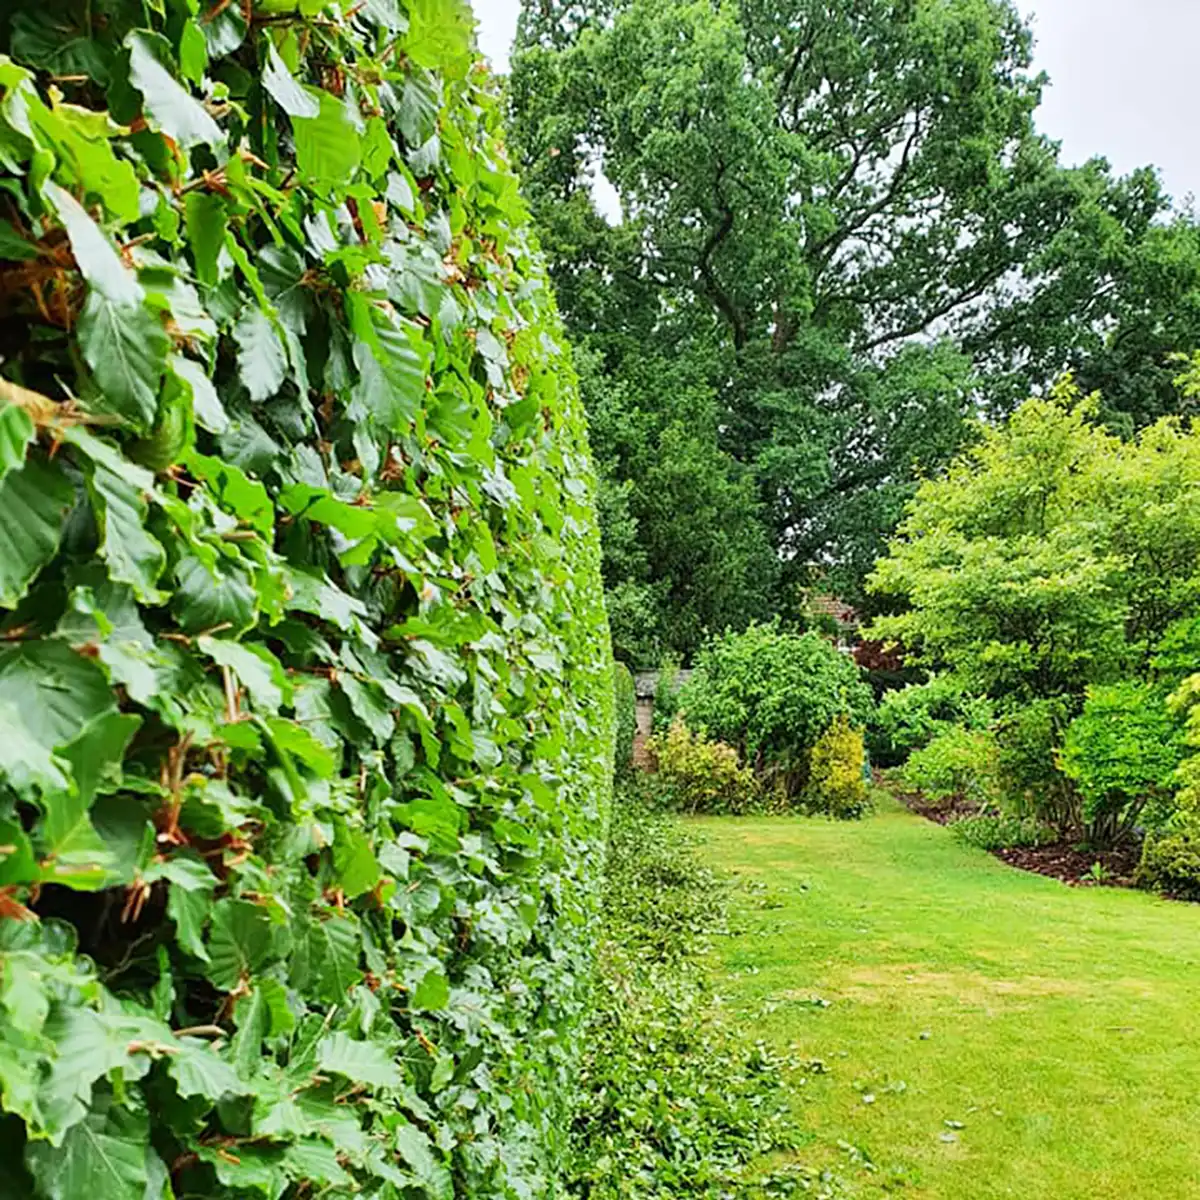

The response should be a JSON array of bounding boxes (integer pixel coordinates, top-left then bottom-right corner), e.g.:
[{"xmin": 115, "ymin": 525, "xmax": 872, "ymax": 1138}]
[{"xmin": 472, "ymin": 0, "xmax": 1200, "ymax": 207}]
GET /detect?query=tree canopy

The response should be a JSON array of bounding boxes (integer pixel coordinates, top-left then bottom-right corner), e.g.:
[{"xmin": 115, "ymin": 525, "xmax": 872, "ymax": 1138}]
[{"xmin": 510, "ymin": 0, "xmax": 1200, "ymax": 660}]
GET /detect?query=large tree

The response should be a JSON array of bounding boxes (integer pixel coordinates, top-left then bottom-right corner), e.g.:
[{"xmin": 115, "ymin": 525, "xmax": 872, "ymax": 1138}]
[{"xmin": 509, "ymin": 0, "xmax": 1200, "ymax": 654}]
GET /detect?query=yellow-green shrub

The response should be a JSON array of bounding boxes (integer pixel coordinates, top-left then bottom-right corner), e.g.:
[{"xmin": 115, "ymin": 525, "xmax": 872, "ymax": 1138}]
[
  {"xmin": 650, "ymin": 720, "xmax": 760, "ymax": 814},
  {"xmin": 807, "ymin": 715, "xmax": 871, "ymax": 818}
]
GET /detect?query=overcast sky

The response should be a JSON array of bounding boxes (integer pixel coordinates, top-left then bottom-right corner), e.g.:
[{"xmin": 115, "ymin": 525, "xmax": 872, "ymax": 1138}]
[{"xmin": 473, "ymin": 0, "xmax": 1200, "ymax": 207}]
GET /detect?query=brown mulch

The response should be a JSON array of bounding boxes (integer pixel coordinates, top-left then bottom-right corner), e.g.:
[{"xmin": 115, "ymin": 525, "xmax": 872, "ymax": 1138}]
[
  {"xmin": 991, "ymin": 842, "xmax": 1140, "ymax": 888},
  {"xmin": 891, "ymin": 785, "xmax": 1141, "ymax": 889}
]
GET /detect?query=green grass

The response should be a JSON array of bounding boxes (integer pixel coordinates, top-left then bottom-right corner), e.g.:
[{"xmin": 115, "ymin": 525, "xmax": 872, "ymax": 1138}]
[{"xmin": 691, "ymin": 793, "xmax": 1200, "ymax": 1199}]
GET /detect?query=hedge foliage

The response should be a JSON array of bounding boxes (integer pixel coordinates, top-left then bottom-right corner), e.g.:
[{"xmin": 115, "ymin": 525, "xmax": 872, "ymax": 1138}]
[
  {"xmin": 0, "ymin": 2, "xmax": 612, "ymax": 1196},
  {"xmin": 613, "ymin": 661, "xmax": 636, "ymax": 776}
]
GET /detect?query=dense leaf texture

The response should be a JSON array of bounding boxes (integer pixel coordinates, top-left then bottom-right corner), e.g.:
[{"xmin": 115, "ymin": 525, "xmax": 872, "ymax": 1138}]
[
  {"xmin": 0, "ymin": 3, "xmax": 612, "ymax": 1197},
  {"xmin": 510, "ymin": 0, "xmax": 1200, "ymax": 655}
]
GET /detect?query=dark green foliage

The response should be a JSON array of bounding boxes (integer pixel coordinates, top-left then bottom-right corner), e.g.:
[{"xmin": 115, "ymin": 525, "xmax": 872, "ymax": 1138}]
[
  {"xmin": 993, "ymin": 698, "xmax": 1079, "ymax": 832},
  {"xmin": 566, "ymin": 785, "xmax": 807, "ymax": 1197},
  {"xmin": 650, "ymin": 659, "xmax": 683, "ymax": 735},
  {"xmin": 872, "ymin": 677, "xmax": 994, "ymax": 764},
  {"xmin": 950, "ymin": 813, "xmax": 1057, "ymax": 852},
  {"xmin": 613, "ymin": 661, "xmax": 637, "ymax": 777},
  {"xmin": 510, "ymin": 0, "xmax": 1200, "ymax": 652},
  {"xmin": 901, "ymin": 726, "xmax": 999, "ymax": 809},
  {"xmin": 0, "ymin": 3, "xmax": 612, "ymax": 1196},
  {"xmin": 678, "ymin": 625, "xmax": 873, "ymax": 799}
]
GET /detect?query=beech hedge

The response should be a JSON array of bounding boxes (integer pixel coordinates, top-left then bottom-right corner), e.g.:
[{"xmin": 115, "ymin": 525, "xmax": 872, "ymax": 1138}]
[{"xmin": 0, "ymin": 1, "xmax": 612, "ymax": 1196}]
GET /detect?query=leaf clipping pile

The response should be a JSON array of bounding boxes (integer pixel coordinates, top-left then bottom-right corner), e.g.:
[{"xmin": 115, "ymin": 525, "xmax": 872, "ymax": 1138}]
[{"xmin": 0, "ymin": 0, "xmax": 613, "ymax": 1195}]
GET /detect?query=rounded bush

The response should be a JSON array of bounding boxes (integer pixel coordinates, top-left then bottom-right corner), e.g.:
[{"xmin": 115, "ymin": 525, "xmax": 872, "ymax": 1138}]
[
  {"xmin": 807, "ymin": 715, "xmax": 871, "ymax": 819},
  {"xmin": 649, "ymin": 721, "xmax": 760, "ymax": 814},
  {"xmin": 0, "ymin": 4, "xmax": 611, "ymax": 1195},
  {"xmin": 902, "ymin": 725, "xmax": 998, "ymax": 807},
  {"xmin": 677, "ymin": 624, "xmax": 873, "ymax": 796}
]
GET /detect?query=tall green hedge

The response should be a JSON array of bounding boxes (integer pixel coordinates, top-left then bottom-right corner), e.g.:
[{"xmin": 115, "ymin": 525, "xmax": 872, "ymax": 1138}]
[{"xmin": 0, "ymin": 2, "xmax": 612, "ymax": 1196}]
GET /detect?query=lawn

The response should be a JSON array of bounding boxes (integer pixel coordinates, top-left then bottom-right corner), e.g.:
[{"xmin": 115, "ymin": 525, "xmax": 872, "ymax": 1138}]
[{"xmin": 691, "ymin": 793, "xmax": 1200, "ymax": 1199}]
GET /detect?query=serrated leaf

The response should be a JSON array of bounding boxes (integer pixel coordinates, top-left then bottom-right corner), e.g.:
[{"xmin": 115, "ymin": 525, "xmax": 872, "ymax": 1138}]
[
  {"xmin": 172, "ymin": 555, "xmax": 257, "ymax": 636},
  {"xmin": 394, "ymin": 1122, "xmax": 453, "ymax": 1200},
  {"xmin": 206, "ymin": 899, "xmax": 275, "ymax": 990},
  {"xmin": 231, "ymin": 978, "xmax": 293, "ymax": 1077},
  {"xmin": 186, "ymin": 451, "xmax": 272, "ymax": 537},
  {"xmin": 184, "ymin": 192, "xmax": 227, "ymax": 286},
  {"xmin": 316, "ymin": 1031, "xmax": 401, "ymax": 1089},
  {"xmin": 42, "ymin": 181, "xmax": 141, "ymax": 308},
  {"xmin": 39, "ymin": 712, "xmax": 139, "ymax": 889},
  {"xmin": 262, "ymin": 42, "xmax": 319, "ymax": 118},
  {"xmin": 297, "ymin": 914, "xmax": 362, "ymax": 1004},
  {"xmin": 282, "ymin": 1137, "xmax": 351, "ymax": 1186},
  {"xmin": 171, "ymin": 354, "xmax": 228, "ymax": 433},
  {"xmin": 338, "ymin": 674, "xmax": 394, "ymax": 743},
  {"xmin": 169, "ymin": 1040, "xmax": 246, "ymax": 1100},
  {"xmin": 199, "ymin": 635, "xmax": 290, "ymax": 712},
  {"xmin": 89, "ymin": 463, "xmax": 167, "ymax": 603},
  {"xmin": 292, "ymin": 89, "xmax": 361, "ymax": 187},
  {"xmin": 0, "ymin": 400, "xmax": 35, "ymax": 483},
  {"xmin": 127, "ymin": 31, "xmax": 222, "ymax": 148},
  {"xmin": 26, "ymin": 1096, "xmax": 155, "ymax": 1200},
  {"xmin": 0, "ymin": 455, "xmax": 74, "ymax": 608},
  {"xmin": 332, "ymin": 823, "xmax": 381, "ymax": 898},
  {"xmin": 234, "ymin": 306, "xmax": 288, "ymax": 402},
  {"xmin": 78, "ymin": 291, "xmax": 169, "ymax": 430},
  {"xmin": 38, "ymin": 1006, "xmax": 138, "ymax": 1138},
  {"xmin": 0, "ymin": 642, "xmax": 114, "ymax": 794},
  {"xmin": 168, "ymin": 884, "xmax": 212, "ymax": 962},
  {"xmin": 411, "ymin": 966, "xmax": 449, "ymax": 1012}
]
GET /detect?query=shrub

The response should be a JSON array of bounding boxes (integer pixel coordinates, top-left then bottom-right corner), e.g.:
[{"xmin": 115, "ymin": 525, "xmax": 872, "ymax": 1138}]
[
  {"xmin": 1060, "ymin": 682, "xmax": 1183, "ymax": 845},
  {"xmin": 652, "ymin": 657, "xmax": 684, "ymax": 734},
  {"xmin": 614, "ymin": 661, "xmax": 638, "ymax": 777},
  {"xmin": 1138, "ymin": 813, "xmax": 1200, "ymax": 898},
  {"xmin": 807, "ymin": 715, "xmax": 871, "ymax": 818},
  {"xmin": 951, "ymin": 813, "xmax": 1058, "ymax": 851},
  {"xmin": 649, "ymin": 721, "xmax": 760, "ymax": 814},
  {"xmin": 995, "ymin": 697, "xmax": 1080, "ymax": 830},
  {"xmin": 902, "ymin": 725, "xmax": 999, "ymax": 806},
  {"xmin": 874, "ymin": 675, "xmax": 993, "ymax": 761},
  {"xmin": 677, "ymin": 623, "xmax": 873, "ymax": 797},
  {"xmin": 0, "ymin": 8, "xmax": 611, "ymax": 1196}
]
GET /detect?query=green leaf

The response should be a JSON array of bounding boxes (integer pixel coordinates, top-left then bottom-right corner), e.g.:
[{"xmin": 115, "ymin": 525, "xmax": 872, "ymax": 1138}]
[
  {"xmin": 262, "ymin": 42, "xmax": 319, "ymax": 118},
  {"xmin": 292, "ymin": 89, "xmax": 361, "ymax": 187},
  {"xmin": 26, "ymin": 1095, "xmax": 155, "ymax": 1200},
  {"xmin": 179, "ymin": 19, "xmax": 209, "ymax": 85},
  {"xmin": 186, "ymin": 451, "xmax": 272, "ymax": 537},
  {"xmin": 42, "ymin": 181, "xmax": 141, "ymax": 308},
  {"xmin": 263, "ymin": 718, "xmax": 336, "ymax": 778},
  {"xmin": 234, "ymin": 306, "xmax": 288, "ymax": 402},
  {"xmin": 394, "ymin": 1122, "xmax": 453, "ymax": 1200},
  {"xmin": 172, "ymin": 555, "xmax": 257, "ymax": 636},
  {"xmin": 316, "ymin": 1031, "xmax": 401, "ymax": 1090},
  {"xmin": 169, "ymin": 1040, "xmax": 247, "ymax": 1100},
  {"xmin": 184, "ymin": 192, "xmax": 227, "ymax": 286},
  {"xmin": 411, "ymin": 966, "xmax": 449, "ymax": 1012},
  {"xmin": 206, "ymin": 899, "xmax": 275, "ymax": 990},
  {"xmin": 0, "ymin": 400, "xmax": 35, "ymax": 483},
  {"xmin": 199, "ymin": 636, "xmax": 290, "ymax": 712},
  {"xmin": 168, "ymin": 882, "xmax": 212, "ymax": 962},
  {"xmin": 127, "ymin": 31, "xmax": 223, "ymax": 148},
  {"xmin": 39, "ymin": 712, "xmax": 140, "ymax": 889},
  {"xmin": 0, "ymin": 219, "xmax": 38, "ymax": 261},
  {"xmin": 0, "ymin": 820, "xmax": 38, "ymax": 889},
  {"xmin": 171, "ymin": 354, "xmax": 228, "ymax": 434},
  {"xmin": 0, "ymin": 642, "xmax": 115, "ymax": 794},
  {"xmin": 38, "ymin": 1006, "xmax": 138, "ymax": 1138},
  {"xmin": 351, "ymin": 312, "xmax": 428, "ymax": 431},
  {"xmin": 0, "ymin": 455, "xmax": 74, "ymax": 608},
  {"xmin": 281, "ymin": 1138, "xmax": 351, "ymax": 1187},
  {"xmin": 231, "ymin": 977, "xmax": 293, "ymax": 1076},
  {"xmin": 332, "ymin": 823, "xmax": 381, "ymax": 898},
  {"xmin": 404, "ymin": 0, "xmax": 473, "ymax": 75},
  {"xmin": 297, "ymin": 914, "xmax": 362, "ymax": 1005},
  {"xmin": 338, "ymin": 674, "xmax": 394, "ymax": 743},
  {"xmin": 89, "ymin": 464, "xmax": 167, "ymax": 603},
  {"xmin": 78, "ymin": 291, "xmax": 169, "ymax": 431}
]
